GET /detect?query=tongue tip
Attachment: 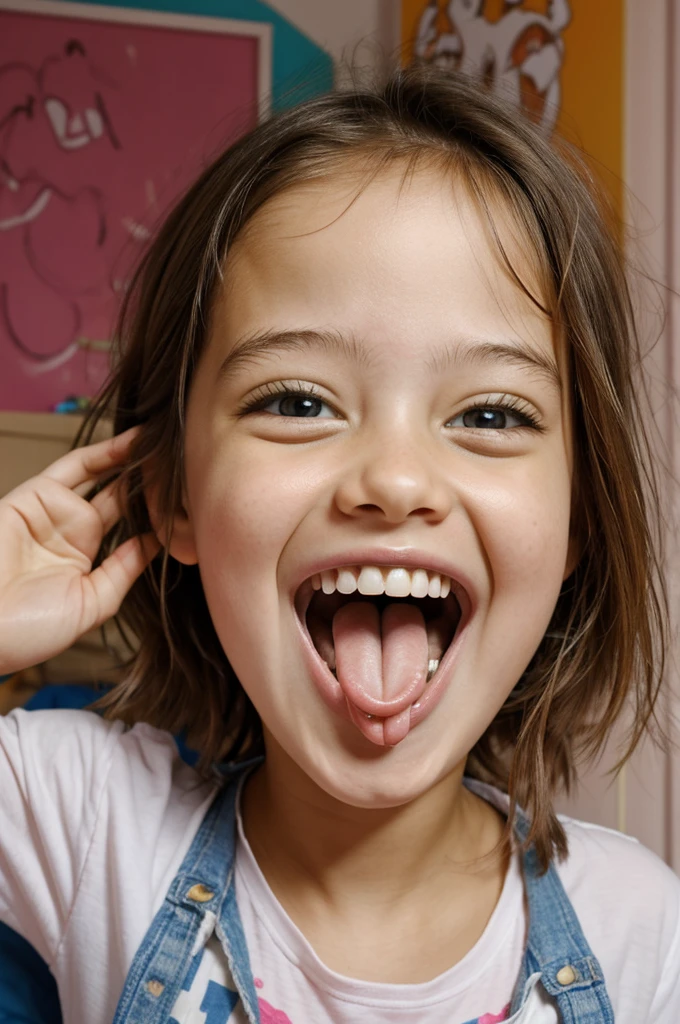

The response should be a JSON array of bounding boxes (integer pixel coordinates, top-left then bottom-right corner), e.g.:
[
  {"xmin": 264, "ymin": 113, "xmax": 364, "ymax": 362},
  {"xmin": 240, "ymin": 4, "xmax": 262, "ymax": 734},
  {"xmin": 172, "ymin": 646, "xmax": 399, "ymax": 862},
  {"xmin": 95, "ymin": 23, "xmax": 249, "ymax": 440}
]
[
  {"xmin": 346, "ymin": 699, "xmax": 386, "ymax": 745},
  {"xmin": 345, "ymin": 699, "xmax": 413, "ymax": 747},
  {"xmin": 383, "ymin": 707, "xmax": 412, "ymax": 746}
]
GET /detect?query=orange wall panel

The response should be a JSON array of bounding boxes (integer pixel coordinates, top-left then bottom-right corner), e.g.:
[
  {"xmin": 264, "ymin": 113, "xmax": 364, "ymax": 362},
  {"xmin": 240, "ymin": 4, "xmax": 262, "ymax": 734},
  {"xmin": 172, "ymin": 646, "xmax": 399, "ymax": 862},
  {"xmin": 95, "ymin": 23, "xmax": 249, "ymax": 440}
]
[{"xmin": 401, "ymin": 1, "xmax": 624, "ymax": 211}]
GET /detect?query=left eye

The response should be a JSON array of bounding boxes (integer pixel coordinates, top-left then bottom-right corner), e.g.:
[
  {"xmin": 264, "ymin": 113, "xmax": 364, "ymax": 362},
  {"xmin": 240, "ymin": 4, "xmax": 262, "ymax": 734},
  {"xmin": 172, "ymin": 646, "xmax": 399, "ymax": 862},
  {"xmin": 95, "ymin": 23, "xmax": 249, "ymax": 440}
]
[
  {"xmin": 449, "ymin": 407, "xmax": 528, "ymax": 429},
  {"xmin": 262, "ymin": 393, "xmax": 335, "ymax": 418}
]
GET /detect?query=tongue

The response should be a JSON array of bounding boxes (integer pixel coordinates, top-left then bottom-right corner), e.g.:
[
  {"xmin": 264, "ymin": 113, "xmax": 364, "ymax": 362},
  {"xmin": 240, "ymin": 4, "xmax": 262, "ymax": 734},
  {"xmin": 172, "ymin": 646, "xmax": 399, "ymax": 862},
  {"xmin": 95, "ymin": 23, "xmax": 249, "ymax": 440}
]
[{"xmin": 332, "ymin": 602, "xmax": 429, "ymax": 746}]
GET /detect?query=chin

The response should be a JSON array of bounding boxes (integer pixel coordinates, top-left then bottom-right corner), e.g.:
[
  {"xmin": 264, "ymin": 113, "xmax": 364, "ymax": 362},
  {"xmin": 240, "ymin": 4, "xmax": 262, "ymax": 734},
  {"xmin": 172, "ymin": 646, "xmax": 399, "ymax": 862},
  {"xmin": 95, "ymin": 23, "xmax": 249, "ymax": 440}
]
[{"xmin": 282, "ymin": 724, "xmax": 463, "ymax": 810}]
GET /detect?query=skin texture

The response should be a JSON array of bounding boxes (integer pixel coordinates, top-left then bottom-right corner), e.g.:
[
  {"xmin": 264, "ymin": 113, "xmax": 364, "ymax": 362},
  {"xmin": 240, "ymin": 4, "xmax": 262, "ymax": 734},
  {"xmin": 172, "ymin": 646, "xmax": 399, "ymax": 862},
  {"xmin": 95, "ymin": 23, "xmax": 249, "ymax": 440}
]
[{"xmin": 165, "ymin": 165, "xmax": 578, "ymax": 980}]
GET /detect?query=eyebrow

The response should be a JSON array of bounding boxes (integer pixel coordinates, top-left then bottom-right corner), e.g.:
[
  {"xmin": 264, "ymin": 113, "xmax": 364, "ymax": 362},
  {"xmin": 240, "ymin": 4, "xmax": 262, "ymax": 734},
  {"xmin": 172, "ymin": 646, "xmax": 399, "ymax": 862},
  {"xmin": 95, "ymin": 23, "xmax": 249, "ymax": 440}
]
[
  {"xmin": 218, "ymin": 328, "xmax": 376, "ymax": 380},
  {"xmin": 426, "ymin": 338, "xmax": 562, "ymax": 393},
  {"xmin": 217, "ymin": 328, "xmax": 562, "ymax": 393}
]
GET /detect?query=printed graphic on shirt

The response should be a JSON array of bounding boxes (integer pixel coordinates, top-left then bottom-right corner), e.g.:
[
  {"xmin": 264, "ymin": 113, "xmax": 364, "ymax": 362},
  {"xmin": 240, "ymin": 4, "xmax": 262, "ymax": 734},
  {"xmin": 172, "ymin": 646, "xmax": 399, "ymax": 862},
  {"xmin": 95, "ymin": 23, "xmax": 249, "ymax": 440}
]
[
  {"xmin": 470, "ymin": 1007, "xmax": 511, "ymax": 1024},
  {"xmin": 169, "ymin": 946, "xmax": 292, "ymax": 1024},
  {"xmin": 168, "ymin": 940, "xmax": 511, "ymax": 1024},
  {"xmin": 254, "ymin": 978, "xmax": 293, "ymax": 1023},
  {"xmin": 256, "ymin": 989, "xmax": 293, "ymax": 1021},
  {"xmin": 169, "ymin": 946, "xmax": 240, "ymax": 1024}
]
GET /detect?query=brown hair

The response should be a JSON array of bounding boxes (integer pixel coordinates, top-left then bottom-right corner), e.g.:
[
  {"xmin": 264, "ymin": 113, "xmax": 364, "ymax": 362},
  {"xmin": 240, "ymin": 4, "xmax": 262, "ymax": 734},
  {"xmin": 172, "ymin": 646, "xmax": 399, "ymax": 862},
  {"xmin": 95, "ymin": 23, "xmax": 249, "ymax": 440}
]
[{"xmin": 80, "ymin": 65, "xmax": 668, "ymax": 869}]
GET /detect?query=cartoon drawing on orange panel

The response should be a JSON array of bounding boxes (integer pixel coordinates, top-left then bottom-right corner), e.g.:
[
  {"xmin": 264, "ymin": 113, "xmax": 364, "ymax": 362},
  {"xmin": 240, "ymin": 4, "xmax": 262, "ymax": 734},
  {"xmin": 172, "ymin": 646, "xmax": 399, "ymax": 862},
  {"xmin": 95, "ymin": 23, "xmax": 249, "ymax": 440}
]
[{"xmin": 413, "ymin": 0, "xmax": 571, "ymax": 133}]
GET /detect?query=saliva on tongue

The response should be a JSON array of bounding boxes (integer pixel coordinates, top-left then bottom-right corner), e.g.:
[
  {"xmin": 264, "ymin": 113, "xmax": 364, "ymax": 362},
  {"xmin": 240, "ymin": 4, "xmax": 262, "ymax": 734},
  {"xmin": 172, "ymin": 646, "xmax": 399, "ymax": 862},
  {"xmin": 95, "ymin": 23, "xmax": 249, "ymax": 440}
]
[{"xmin": 332, "ymin": 601, "xmax": 429, "ymax": 746}]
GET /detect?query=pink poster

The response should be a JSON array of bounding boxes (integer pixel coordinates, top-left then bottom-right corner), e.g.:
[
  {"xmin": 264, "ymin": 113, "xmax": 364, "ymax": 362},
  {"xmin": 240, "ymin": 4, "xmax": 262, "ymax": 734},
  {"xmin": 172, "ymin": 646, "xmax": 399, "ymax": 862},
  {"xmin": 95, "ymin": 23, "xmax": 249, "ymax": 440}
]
[{"xmin": 0, "ymin": 4, "xmax": 266, "ymax": 410}]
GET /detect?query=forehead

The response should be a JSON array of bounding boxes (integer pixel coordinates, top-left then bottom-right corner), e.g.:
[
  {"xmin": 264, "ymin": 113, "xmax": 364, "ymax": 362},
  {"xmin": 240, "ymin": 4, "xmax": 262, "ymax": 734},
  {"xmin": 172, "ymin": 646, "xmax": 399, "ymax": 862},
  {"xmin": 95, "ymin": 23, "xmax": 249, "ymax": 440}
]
[{"xmin": 210, "ymin": 161, "xmax": 556, "ymax": 369}]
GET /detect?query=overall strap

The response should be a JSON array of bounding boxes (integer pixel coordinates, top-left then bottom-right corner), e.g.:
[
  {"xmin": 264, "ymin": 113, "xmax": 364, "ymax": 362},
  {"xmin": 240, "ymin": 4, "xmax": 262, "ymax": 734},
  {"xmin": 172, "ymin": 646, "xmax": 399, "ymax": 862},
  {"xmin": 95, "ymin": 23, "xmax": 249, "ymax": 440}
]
[
  {"xmin": 112, "ymin": 773, "xmax": 261, "ymax": 1024},
  {"xmin": 510, "ymin": 814, "xmax": 615, "ymax": 1023}
]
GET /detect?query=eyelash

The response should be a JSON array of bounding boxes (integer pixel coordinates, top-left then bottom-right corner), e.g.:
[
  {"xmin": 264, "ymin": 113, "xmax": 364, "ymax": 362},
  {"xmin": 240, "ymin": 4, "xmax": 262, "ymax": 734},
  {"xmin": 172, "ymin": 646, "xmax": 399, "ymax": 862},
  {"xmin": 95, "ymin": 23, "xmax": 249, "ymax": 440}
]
[
  {"xmin": 239, "ymin": 380, "xmax": 321, "ymax": 414},
  {"xmin": 466, "ymin": 394, "xmax": 544, "ymax": 432},
  {"xmin": 239, "ymin": 381, "xmax": 545, "ymax": 432}
]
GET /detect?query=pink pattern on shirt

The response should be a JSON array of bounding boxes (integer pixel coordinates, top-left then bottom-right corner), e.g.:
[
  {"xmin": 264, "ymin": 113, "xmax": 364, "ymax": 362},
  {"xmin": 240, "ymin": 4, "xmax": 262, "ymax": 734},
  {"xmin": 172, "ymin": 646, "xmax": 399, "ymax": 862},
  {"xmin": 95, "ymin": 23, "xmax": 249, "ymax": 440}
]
[
  {"xmin": 258, "ymin": 997, "xmax": 293, "ymax": 1023},
  {"xmin": 478, "ymin": 1005, "xmax": 511, "ymax": 1023}
]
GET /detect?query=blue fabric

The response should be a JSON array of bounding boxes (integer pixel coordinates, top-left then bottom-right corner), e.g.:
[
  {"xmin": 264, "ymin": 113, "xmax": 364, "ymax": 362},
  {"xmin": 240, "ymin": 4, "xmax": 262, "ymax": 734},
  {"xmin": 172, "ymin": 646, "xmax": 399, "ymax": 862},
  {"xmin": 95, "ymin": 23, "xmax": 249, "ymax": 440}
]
[
  {"xmin": 509, "ymin": 809, "xmax": 614, "ymax": 1022},
  {"xmin": 0, "ymin": 926, "xmax": 62, "ymax": 1024},
  {"xmin": 24, "ymin": 683, "xmax": 103, "ymax": 711}
]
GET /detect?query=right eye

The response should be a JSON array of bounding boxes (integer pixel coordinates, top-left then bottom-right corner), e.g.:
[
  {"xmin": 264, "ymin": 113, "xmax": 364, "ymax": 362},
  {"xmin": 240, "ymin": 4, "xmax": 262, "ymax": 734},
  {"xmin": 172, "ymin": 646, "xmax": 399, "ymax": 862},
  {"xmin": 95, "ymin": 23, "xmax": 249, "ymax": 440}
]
[
  {"xmin": 241, "ymin": 385, "xmax": 337, "ymax": 419},
  {"xmin": 264, "ymin": 393, "xmax": 335, "ymax": 418}
]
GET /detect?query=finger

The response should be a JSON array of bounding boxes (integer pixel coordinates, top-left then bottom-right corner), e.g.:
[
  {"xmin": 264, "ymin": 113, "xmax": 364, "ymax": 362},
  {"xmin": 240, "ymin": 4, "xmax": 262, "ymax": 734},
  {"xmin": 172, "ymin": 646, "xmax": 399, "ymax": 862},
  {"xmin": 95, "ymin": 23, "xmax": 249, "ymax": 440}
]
[
  {"xmin": 83, "ymin": 533, "xmax": 161, "ymax": 627},
  {"xmin": 89, "ymin": 480, "xmax": 126, "ymax": 536},
  {"xmin": 41, "ymin": 426, "xmax": 141, "ymax": 491}
]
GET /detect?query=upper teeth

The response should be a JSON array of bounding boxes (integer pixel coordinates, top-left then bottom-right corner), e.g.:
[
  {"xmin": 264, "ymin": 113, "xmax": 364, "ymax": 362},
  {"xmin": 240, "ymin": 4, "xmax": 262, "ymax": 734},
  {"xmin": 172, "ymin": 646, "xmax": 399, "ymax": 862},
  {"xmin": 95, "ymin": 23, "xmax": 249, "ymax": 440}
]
[{"xmin": 311, "ymin": 566, "xmax": 452, "ymax": 599}]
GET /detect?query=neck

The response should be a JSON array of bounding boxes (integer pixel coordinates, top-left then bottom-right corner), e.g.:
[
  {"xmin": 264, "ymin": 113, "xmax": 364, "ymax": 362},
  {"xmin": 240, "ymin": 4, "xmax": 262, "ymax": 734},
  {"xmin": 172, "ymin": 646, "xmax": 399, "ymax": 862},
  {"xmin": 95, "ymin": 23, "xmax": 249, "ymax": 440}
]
[{"xmin": 241, "ymin": 739, "xmax": 506, "ymax": 915}]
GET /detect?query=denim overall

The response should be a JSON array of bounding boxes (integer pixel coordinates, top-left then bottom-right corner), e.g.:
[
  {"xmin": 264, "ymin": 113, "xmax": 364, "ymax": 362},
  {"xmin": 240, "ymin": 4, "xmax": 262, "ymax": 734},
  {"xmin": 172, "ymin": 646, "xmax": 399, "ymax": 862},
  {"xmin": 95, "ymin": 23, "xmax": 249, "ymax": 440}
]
[{"xmin": 112, "ymin": 769, "xmax": 615, "ymax": 1024}]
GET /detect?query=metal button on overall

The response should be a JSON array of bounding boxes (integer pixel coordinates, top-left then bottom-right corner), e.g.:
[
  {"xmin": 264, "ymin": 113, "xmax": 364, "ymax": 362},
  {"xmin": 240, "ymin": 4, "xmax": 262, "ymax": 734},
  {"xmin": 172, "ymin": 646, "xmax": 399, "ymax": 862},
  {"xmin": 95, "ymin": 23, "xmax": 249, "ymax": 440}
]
[
  {"xmin": 556, "ymin": 965, "xmax": 577, "ymax": 986},
  {"xmin": 186, "ymin": 883, "xmax": 215, "ymax": 902}
]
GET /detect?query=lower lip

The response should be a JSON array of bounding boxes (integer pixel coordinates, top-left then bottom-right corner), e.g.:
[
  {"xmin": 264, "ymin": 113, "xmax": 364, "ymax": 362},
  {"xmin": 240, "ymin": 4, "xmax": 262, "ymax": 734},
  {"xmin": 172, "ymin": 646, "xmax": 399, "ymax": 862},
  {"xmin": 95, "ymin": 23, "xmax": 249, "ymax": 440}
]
[{"xmin": 293, "ymin": 606, "xmax": 472, "ymax": 739}]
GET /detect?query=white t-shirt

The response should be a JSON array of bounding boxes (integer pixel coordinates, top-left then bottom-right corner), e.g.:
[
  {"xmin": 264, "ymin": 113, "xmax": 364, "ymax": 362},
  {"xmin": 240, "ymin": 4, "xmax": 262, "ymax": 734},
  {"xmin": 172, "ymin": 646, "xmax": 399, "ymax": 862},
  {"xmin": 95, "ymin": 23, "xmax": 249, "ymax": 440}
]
[{"xmin": 0, "ymin": 709, "xmax": 679, "ymax": 1023}]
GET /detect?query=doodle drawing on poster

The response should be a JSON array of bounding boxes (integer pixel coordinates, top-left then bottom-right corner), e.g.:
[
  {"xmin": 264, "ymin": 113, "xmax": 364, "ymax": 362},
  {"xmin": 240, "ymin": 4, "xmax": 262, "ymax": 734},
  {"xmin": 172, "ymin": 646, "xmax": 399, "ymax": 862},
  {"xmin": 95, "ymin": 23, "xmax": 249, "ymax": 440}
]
[
  {"xmin": 413, "ymin": 1, "xmax": 571, "ymax": 134},
  {"xmin": 0, "ymin": 5, "xmax": 267, "ymax": 412},
  {"xmin": 0, "ymin": 40, "xmax": 118, "ymax": 373}
]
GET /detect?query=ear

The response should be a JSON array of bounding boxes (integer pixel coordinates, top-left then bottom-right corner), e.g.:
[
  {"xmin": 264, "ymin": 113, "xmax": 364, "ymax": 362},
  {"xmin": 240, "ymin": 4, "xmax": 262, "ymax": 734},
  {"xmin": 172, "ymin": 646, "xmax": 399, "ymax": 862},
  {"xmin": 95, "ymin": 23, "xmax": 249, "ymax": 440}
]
[{"xmin": 145, "ymin": 483, "xmax": 198, "ymax": 565}]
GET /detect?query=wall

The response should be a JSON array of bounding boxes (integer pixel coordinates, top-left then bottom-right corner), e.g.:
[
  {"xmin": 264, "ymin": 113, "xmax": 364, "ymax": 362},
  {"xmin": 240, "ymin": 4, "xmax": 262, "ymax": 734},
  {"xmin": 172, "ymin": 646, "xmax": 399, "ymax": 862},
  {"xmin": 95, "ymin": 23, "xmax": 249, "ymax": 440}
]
[
  {"xmin": 623, "ymin": 0, "xmax": 680, "ymax": 874},
  {"xmin": 267, "ymin": 0, "xmax": 401, "ymax": 75},
  {"xmin": 400, "ymin": 0, "xmax": 625, "ymax": 212}
]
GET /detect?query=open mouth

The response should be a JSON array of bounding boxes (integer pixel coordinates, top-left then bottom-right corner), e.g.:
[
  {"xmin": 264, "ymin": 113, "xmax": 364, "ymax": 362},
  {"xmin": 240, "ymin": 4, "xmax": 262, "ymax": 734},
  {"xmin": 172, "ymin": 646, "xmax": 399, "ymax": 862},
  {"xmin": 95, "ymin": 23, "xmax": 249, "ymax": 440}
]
[{"xmin": 293, "ymin": 565, "xmax": 470, "ymax": 747}]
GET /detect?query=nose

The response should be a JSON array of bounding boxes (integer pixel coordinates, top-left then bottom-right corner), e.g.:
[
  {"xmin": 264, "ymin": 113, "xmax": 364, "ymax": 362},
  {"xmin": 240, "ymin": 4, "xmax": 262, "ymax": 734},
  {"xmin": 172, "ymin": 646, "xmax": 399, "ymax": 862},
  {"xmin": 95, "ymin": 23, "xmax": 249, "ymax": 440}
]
[{"xmin": 334, "ymin": 428, "xmax": 454, "ymax": 526}]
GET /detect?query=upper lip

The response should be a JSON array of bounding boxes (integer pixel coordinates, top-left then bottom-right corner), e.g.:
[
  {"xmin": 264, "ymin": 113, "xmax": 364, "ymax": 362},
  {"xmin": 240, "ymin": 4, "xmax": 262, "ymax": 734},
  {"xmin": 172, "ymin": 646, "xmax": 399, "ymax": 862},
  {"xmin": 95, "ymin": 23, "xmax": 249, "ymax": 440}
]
[{"xmin": 291, "ymin": 548, "xmax": 476, "ymax": 620}]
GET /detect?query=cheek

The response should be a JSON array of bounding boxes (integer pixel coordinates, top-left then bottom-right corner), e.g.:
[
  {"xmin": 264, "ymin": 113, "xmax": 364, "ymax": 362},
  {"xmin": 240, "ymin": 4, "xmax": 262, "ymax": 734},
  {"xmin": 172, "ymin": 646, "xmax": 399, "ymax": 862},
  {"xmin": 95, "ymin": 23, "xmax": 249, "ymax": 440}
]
[
  {"xmin": 470, "ymin": 458, "xmax": 572, "ymax": 608},
  {"xmin": 191, "ymin": 447, "xmax": 284, "ymax": 547},
  {"xmin": 446, "ymin": 464, "xmax": 572, "ymax": 708},
  {"xmin": 184, "ymin": 444, "xmax": 323, "ymax": 630},
  {"xmin": 190, "ymin": 437, "xmax": 342, "ymax": 543},
  {"xmin": 185, "ymin": 464, "xmax": 283, "ymax": 679}
]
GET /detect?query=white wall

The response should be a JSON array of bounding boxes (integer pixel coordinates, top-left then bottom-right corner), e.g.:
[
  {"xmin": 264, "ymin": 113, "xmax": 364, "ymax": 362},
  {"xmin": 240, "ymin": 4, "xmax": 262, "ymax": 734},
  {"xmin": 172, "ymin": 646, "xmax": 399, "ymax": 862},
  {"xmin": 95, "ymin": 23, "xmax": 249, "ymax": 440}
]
[
  {"xmin": 266, "ymin": 0, "xmax": 401, "ymax": 74},
  {"xmin": 618, "ymin": 0, "xmax": 678, "ymax": 871}
]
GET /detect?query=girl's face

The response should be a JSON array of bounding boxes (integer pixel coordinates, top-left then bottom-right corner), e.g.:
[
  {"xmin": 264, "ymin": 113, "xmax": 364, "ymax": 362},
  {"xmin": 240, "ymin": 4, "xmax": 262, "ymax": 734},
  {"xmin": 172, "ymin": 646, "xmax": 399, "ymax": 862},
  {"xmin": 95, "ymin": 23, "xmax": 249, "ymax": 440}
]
[{"xmin": 176, "ymin": 165, "xmax": 577, "ymax": 807}]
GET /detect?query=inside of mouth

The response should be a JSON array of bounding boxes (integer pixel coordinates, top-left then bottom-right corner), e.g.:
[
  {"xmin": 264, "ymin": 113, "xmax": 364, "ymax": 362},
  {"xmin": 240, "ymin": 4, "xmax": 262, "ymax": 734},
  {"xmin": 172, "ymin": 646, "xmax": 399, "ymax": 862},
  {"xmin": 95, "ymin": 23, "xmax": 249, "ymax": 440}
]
[{"xmin": 305, "ymin": 591, "xmax": 461, "ymax": 677}]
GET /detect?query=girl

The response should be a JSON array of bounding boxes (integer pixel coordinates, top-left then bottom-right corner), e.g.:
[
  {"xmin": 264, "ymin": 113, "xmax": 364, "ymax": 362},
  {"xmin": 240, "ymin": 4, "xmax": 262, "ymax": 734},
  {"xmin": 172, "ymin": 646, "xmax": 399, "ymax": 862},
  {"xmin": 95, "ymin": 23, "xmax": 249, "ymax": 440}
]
[{"xmin": 0, "ymin": 66, "xmax": 678, "ymax": 1024}]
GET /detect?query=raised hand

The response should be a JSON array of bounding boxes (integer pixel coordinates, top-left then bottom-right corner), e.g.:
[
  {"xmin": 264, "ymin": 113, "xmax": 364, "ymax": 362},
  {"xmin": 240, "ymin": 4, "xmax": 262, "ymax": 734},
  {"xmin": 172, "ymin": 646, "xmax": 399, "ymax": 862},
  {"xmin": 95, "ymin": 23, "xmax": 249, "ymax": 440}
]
[{"xmin": 0, "ymin": 427, "xmax": 160, "ymax": 675}]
